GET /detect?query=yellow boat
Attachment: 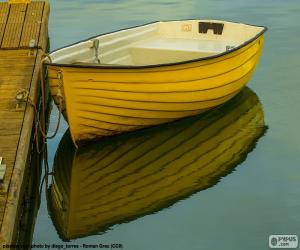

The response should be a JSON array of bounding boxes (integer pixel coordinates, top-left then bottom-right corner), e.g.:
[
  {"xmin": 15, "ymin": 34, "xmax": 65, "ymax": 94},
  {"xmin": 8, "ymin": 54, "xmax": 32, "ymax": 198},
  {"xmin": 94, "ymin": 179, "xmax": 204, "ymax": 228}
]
[
  {"xmin": 46, "ymin": 20, "xmax": 267, "ymax": 145},
  {"xmin": 47, "ymin": 88, "xmax": 267, "ymax": 240}
]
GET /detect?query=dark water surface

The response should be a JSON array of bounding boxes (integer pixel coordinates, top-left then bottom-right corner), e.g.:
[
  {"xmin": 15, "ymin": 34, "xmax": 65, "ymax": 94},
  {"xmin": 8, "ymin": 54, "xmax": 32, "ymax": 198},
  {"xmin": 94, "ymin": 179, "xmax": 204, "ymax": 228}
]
[{"xmin": 32, "ymin": 0, "xmax": 300, "ymax": 249}]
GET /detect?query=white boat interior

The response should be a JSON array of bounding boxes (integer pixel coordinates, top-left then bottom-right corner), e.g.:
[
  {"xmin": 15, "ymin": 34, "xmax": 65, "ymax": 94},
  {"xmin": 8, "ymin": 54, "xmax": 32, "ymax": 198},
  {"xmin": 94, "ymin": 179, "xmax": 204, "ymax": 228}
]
[{"xmin": 50, "ymin": 20, "xmax": 265, "ymax": 66}]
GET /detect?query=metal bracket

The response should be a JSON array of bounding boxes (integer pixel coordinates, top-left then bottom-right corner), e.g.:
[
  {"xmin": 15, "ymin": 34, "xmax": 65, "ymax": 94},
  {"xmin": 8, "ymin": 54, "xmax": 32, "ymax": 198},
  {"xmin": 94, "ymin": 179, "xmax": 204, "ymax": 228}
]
[
  {"xmin": 226, "ymin": 45, "xmax": 235, "ymax": 51},
  {"xmin": 28, "ymin": 39, "xmax": 37, "ymax": 56},
  {"xmin": 15, "ymin": 88, "xmax": 29, "ymax": 111},
  {"xmin": 91, "ymin": 39, "xmax": 101, "ymax": 64}
]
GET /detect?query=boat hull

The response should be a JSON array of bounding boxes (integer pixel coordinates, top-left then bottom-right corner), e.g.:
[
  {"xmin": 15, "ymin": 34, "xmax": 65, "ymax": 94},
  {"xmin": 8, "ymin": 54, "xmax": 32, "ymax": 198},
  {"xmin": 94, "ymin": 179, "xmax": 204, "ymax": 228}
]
[{"xmin": 48, "ymin": 35, "xmax": 264, "ymax": 145}]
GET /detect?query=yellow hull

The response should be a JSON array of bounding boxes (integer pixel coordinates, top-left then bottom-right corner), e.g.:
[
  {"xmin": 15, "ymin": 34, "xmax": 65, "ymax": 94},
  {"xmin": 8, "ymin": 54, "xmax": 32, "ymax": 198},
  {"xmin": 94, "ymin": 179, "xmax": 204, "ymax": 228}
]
[
  {"xmin": 48, "ymin": 33, "xmax": 264, "ymax": 145},
  {"xmin": 47, "ymin": 88, "xmax": 267, "ymax": 240}
]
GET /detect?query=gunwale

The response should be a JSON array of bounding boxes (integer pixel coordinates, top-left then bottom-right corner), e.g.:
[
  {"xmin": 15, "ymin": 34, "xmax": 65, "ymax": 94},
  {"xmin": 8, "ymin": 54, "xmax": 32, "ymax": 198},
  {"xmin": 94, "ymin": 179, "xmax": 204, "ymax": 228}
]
[{"xmin": 45, "ymin": 19, "xmax": 267, "ymax": 70}]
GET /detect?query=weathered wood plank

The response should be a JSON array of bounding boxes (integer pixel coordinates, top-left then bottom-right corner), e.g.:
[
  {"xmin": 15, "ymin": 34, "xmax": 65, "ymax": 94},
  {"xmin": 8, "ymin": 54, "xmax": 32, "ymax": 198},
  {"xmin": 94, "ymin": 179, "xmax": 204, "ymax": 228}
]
[
  {"xmin": 0, "ymin": 3, "xmax": 10, "ymax": 23},
  {"xmin": 0, "ymin": 66, "xmax": 34, "ymax": 75},
  {"xmin": 0, "ymin": 48, "xmax": 35, "ymax": 193},
  {"xmin": 0, "ymin": 49, "xmax": 31, "ymax": 56},
  {"xmin": 0, "ymin": 3, "xmax": 10, "ymax": 44},
  {"xmin": 0, "ymin": 126, "xmax": 23, "ymax": 135},
  {"xmin": 1, "ymin": 3, "xmax": 27, "ymax": 48},
  {"xmin": 20, "ymin": 2, "xmax": 44, "ymax": 48},
  {"xmin": 38, "ymin": 1, "xmax": 49, "ymax": 50},
  {"xmin": 0, "ymin": 45, "xmax": 34, "ymax": 247},
  {"xmin": 0, "ymin": 50, "xmax": 36, "ymax": 118},
  {"xmin": 0, "ymin": 133, "xmax": 20, "ymax": 195},
  {"xmin": 0, "ymin": 111, "xmax": 24, "ymax": 118}
]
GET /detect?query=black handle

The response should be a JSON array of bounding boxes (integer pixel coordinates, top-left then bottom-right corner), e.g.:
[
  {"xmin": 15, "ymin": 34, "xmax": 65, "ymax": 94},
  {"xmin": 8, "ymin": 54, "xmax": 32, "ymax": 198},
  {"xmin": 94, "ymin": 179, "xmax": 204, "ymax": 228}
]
[{"xmin": 199, "ymin": 22, "xmax": 224, "ymax": 35}]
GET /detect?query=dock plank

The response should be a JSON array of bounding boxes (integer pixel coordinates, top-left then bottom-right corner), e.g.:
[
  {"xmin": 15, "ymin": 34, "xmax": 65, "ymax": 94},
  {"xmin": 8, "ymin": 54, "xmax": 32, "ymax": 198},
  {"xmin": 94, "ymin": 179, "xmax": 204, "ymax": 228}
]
[
  {"xmin": 20, "ymin": 1, "xmax": 44, "ymax": 48},
  {"xmin": 1, "ymin": 3, "xmax": 27, "ymax": 48},
  {"xmin": 0, "ymin": 3, "xmax": 10, "ymax": 44},
  {"xmin": 0, "ymin": 50, "xmax": 35, "ymax": 195}
]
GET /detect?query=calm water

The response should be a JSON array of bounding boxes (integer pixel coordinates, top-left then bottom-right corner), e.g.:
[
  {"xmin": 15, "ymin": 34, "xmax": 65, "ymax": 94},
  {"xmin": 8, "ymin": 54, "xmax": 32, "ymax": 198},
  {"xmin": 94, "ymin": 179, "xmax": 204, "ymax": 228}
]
[{"xmin": 32, "ymin": 0, "xmax": 300, "ymax": 249}]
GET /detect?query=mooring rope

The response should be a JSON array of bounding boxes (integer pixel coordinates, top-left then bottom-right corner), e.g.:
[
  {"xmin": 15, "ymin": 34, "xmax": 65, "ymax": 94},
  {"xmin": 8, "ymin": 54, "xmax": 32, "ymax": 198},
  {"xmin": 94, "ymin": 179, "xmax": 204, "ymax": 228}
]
[
  {"xmin": 16, "ymin": 53, "xmax": 63, "ymax": 153},
  {"xmin": 39, "ymin": 55, "xmax": 63, "ymax": 140},
  {"xmin": 38, "ymin": 53, "xmax": 57, "ymax": 195},
  {"xmin": 15, "ymin": 53, "xmax": 61, "ymax": 196},
  {"xmin": 15, "ymin": 88, "xmax": 44, "ymax": 154}
]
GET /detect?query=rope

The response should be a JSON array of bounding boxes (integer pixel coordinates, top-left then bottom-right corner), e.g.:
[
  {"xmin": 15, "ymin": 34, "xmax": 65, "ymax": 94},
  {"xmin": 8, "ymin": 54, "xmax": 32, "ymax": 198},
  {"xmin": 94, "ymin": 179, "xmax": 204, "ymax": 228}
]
[
  {"xmin": 39, "ymin": 60, "xmax": 63, "ymax": 140},
  {"xmin": 15, "ymin": 88, "xmax": 43, "ymax": 154},
  {"xmin": 15, "ymin": 53, "xmax": 63, "ymax": 153},
  {"xmin": 39, "ymin": 53, "xmax": 60, "ymax": 194},
  {"xmin": 14, "ymin": 53, "xmax": 59, "ymax": 196}
]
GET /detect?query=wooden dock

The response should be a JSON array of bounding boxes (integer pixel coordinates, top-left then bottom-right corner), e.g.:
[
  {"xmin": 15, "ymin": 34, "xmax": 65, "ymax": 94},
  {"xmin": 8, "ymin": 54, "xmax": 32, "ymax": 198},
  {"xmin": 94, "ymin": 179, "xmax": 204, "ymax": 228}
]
[{"xmin": 0, "ymin": 1, "xmax": 49, "ymax": 247}]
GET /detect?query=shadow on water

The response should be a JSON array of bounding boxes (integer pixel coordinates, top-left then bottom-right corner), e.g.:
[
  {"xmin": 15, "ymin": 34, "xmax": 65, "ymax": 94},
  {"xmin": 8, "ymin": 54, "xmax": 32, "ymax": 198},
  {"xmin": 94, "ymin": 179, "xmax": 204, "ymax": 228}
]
[{"xmin": 46, "ymin": 87, "xmax": 267, "ymax": 241}]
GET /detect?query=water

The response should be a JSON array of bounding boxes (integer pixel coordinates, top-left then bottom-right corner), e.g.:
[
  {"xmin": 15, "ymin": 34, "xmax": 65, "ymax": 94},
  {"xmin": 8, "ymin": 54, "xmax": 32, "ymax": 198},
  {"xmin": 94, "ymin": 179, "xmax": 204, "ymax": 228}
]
[{"xmin": 32, "ymin": 0, "xmax": 300, "ymax": 249}]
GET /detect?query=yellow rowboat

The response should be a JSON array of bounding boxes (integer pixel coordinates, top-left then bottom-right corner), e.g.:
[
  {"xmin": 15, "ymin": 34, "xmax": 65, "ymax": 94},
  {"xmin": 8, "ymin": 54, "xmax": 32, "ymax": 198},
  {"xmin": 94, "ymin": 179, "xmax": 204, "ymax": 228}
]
[
  {"xmin": 45, "ymin": 20, "xmax": 267, "ymax": 145},
  {"xmin": 47, "ymin": 88, "xmax": 267, "ymax": 240}
]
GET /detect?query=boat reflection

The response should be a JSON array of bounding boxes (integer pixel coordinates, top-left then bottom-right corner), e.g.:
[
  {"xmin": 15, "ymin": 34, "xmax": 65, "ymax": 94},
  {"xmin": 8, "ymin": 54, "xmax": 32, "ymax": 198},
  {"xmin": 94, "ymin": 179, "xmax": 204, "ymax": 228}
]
[{"xmin": 48, "ymin": 87, "xmax": 267, "ymax": 240}]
